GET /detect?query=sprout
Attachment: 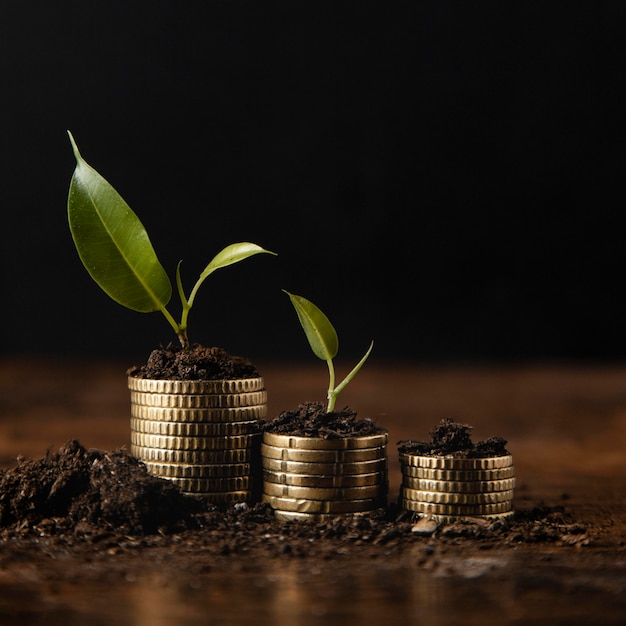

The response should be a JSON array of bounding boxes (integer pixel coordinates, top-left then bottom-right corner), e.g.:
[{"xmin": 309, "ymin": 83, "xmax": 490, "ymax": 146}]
[
  {"xmin": 283, "ymin": 290, "xmax": 373, "ymax": 412},
  {"xmin": 67, "ymin": 131, "xmax": 276, "ymax": 349}
]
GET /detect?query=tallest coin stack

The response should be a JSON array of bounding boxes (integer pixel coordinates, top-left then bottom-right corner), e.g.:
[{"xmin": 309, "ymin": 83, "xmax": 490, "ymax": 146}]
[{"xmin": 128, "ymin": 377, "xmax": 267, "ymax": 504}]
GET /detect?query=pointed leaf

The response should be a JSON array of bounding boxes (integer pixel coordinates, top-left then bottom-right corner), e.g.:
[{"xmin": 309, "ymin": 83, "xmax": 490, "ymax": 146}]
[
  {"xmin": 67, "ymin": 131, "xmax": 172, "ymax": 313},
  {"xmin": 199, "ymin": 242, "xmax": 277, "ymax": 280},
  {"xmin": 284, "ymin": 291, "xmax": 339, "ymax": 361}
]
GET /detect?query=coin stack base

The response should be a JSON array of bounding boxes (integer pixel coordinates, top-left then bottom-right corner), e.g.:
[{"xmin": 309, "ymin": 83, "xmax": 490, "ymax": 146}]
[
  {"xmin": 398, "ymin": 452, "xmax": 515, "ymax": 522},
  {"xmin": 262, "ymin": 432, "xmax": 389, "ymax": 521},
  {"xmin": 129, "ymin": 377, "xmax": 267, "ymax": 504}
]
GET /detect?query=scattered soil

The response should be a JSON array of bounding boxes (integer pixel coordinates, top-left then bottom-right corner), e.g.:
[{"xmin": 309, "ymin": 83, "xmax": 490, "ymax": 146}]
[
  {"xmin": 398, "ymin": 417, "xmax": 510, "ymax": 457},
  {"xmin": 262, "ymin": 401, "xmax": 385, "ymax": 437},
  {"xmin": 0, "ymin": 440, "xmax": 593, "ymax": 584},
  {"xmin": 0, "ymin": 350, "xmax": 598, "ymax": 586},
  {"xmin": 127, "ymin": 343, "xmax": 260, "ymax": 380}
]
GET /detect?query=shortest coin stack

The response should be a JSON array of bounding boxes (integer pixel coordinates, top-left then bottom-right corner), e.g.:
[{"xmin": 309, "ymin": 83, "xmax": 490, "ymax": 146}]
[
  {"xmin": 262, "ymin": 431, "xmax": 389, "ymax": 522},
  {"xmin": 129, "ymin": 377, "xmax": 267, "ymax": 504},
  {"xmin": 398, "ymin": 453, "xmax": 515, "ymax": 523}
]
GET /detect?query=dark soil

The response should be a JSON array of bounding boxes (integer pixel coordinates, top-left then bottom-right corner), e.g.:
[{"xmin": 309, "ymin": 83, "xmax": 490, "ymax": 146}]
[
  {"xmin": 0, "ymin": 440, "xmax": 592, "ymax": 583},
  {"xmin": 397, "ymin": 417, "xmax": 511, "ymax": 457},
  {"xmin": 262, "ymin": 401, "xmax": 385, "ymax": 437},
  {"xmin": 0, "ymin": 441, "xmax": 202, "ymax": 536},
  {"xmin": 0, "ymin": 351, "xmax": 595, "ymax": 585},
  {"xmin": 127, "ymin": 343, "xmax": 261, "ymax": 380}
]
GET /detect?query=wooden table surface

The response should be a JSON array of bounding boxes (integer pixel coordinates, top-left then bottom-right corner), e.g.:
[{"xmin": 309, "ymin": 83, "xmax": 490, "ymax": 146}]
[{"xmin": 1, "ymin": 356, "xmax": 626, "ymax": 625}]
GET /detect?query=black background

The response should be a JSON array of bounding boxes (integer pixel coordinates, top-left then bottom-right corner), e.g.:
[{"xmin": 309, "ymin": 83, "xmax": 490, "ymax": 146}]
[{"xmin": 2, "ymin": 2, "xmax": 626, "ymax": 364}]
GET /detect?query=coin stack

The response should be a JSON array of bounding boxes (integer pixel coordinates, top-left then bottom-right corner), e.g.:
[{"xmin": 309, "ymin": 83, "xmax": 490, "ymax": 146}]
[
  {"xmin": 261, "ymin": 432, "xmax": 389, "ymax": 521},
  {"xmin": 398, "ymin": 453, "xmax": 515, "ymax": 523},
  {"xmin": 129, "ymin": 377, "xmax": 267, "ymax": 504}
]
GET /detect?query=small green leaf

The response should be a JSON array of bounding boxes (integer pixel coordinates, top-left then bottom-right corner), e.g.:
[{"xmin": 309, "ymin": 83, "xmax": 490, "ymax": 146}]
[
  {"xmin": 186, "ymin": 242, "xmax": 277, "ymax": 308},
  {"xmin": 67, "ymin": 131, "xmax": 172, "ymax": 313},
  {"xmin": 199, "ymin": 242, "xmax": 277, "ymax": 280},
  {"xmin": 283, "ymin": 291, "xmax": 339, "ymax": 361}
]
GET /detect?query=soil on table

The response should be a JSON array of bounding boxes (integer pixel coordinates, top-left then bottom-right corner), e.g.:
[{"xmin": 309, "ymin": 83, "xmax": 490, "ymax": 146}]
[
  {"xmin": 398, "ymin": 417, "xmax": 510, "ymax": 457},
  {"xmin": 0, "ymin": 440, "xmax": 592, "ymax": 583},
  {"xmin": 0, "ymin": 349, "xmax": 596, "ymax": 583}
]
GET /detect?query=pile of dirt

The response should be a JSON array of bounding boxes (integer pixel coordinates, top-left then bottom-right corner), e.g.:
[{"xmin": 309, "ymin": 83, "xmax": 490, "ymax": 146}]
[
  {"xmin": 397, "ymin": 417, "xmax": 511, "ymax": 457},
  {"xmin": 0, "ymin": 440, "xmax": 590, "ymax": 559},
  {"xmin": 0, "ymin": 440, "xmax": 203, "ymax": 535},
  {"xmin": 127, "ymin": 343, "xmax": 260, "ymax": 380},
  {"xmin": 262, "ymin": 401, "xmax": 385, "ymax": 437},
  {"xmin": 0, "ymin": 348, "xmax": 594, "ymax": 581}
]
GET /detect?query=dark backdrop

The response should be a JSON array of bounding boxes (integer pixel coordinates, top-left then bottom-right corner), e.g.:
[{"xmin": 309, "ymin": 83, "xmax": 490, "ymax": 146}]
[{"xmin": 2, "ymin": 2, "xmax": 625, "ymax": 364}]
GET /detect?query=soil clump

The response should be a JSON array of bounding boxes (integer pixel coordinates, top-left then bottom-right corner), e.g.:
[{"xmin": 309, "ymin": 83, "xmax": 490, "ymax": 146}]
[
  {"xmin": 127, "ymin": 343, "xmax": 260, "ymax": 380},
  {"xmin": 262, "ymin": 401, "xmax": 385, "ymax": 437},
  {"xmin": 398, "ymin": 417, "xmax": 510, "ymax": 457}
]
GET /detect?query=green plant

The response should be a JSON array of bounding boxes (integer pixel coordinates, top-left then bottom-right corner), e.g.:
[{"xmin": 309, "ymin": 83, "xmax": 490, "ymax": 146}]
[
  {"xmin": 67, "ymin": 131, "xmax": 276, "ymax": 349},
  {"xmin": 283, "ymin": 290, "xmax": 373, "ymax": 412}
]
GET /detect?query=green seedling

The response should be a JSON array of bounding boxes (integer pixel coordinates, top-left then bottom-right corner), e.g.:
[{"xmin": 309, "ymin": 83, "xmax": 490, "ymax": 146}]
[
  {"xmin": 67, "ymin": 131, "xmax": 276, "ymax": 349},
  {"xmin": 283, "ymin": 290, "xmax": 373, "ymax": 413}
]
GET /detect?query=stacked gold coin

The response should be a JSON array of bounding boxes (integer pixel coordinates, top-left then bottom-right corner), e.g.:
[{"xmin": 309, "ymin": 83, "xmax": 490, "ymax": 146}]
[
  {"xmin": 129, "ymin": 377, "xmax": 266, "ymax": 503},
  {"xmin": 261, "ymin": 432, "xmax": 389, "ymax": 521},
  {"xmin": 399, "ymin": 453, "xmax": 515, "ymax": 523}
]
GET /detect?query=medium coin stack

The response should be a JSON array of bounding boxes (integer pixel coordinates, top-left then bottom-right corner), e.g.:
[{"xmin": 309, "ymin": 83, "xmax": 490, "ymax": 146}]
[
  {"xmin": 129, "ymin": 377, "xmax": 267, "ymax": 503},
  {"xmin": 262, "ymin": 431, "xmax": 389, "ymax": 521},
  {"xmin": 398, "ymin": 453, "xmax": 515, "ymax": 523}
]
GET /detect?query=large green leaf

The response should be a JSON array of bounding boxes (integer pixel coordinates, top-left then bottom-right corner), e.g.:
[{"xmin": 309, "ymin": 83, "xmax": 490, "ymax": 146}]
[
  {"xmin": 283, "ymin": 291, "xmax": 339, "ymax": 361},
  {"xmin": 67, "ymin": 131, "xmax": 172, "ymax": 313}
]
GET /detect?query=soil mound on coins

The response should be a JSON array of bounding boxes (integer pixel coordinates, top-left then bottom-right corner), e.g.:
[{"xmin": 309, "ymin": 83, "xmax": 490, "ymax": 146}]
[
  {"xmin": 397, "ymin": 417, "xmax": 510, "ymax": 457},
  {"xmin": 127, "ymin": 343, "xmax": 261, "ymax": 380},
  {"xmin": 262, "ymin": 401, "xmax": 386, "ymax": 438}
]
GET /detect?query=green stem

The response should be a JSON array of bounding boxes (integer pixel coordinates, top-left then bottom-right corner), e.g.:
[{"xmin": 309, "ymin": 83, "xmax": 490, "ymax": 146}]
[
  {"xmin": 174, "ymin": 261, "xmax": 191, "ymax": 349},
  {"xmin": 326, "ymin": 358, "xmax": 336, "ymax": 412},
  {"xmin": 178, "ymin": 301, "xmax": 191, "ymax": 343},
  {"xmin": 159, "ymin": 305, "xmax": 189, "ymax": 350}
]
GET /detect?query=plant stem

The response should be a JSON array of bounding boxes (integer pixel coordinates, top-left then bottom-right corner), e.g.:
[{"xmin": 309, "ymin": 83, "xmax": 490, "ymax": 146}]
[
  {"xmin": 326, "ymin": 358, "xmax": 336, "ymax": 412},
  {"xmin": 178, "ymin": 333, "xmax": 189, "ymax": 350},
  {"xmin": 159, "ymin": 305, "xmax": 189, "ymax": 349}
]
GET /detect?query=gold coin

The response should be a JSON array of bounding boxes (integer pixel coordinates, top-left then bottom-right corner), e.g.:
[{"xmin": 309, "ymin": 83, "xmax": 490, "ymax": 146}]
[
  {"xmin": 128, "ymin": 377, "xmax": 265, "ymax": 394},
  {"xmin": 261, "ymin": 457, "xmax": 388, "ymax": 476},
  {"xmin": 401, "ymin": 465, "xmax": 516, "ymax": 481},
  {"xmin": 402, "ymin": 477, "xmax": 516, "ymax": 493},
  {"xmin": 263, "ymin": 482, "xmax": 388, "ymax": 501},
  {"xmin": 263, "ymin": 470, "xmax": 387, "ymax": 489},
  {"xmin": 163, "ymin": 476, "xmax": 253, "ymax": 493},
  {"xmin": 261, "ymin": 443, "xmax": 386, "ymax": 463},
  {"xmin": 180, "ymin": 489, "xmax": 254, "ymax": 503},
  {"xmin": 272, "ymin": 510, "xmax": 372, "ymax": 522},
  {"xmin": 411, "ymin": 511, "xmax": 516, "ymax": 525},
  {"xmin": 400, "ymin": 499, "xmax": 513, "ymax": 515},
  {"xmin": 401, "ymin": 487, "xmax": 514, "ymax": 505},
  {"xmin": 142, "ymin": 461, "xmax": 253, "ymax": 479},
  {"xmin": 130, "ymin": 404, "xmax": 267, "ymax": 423},
  {"xmin": 130, "ymin": 432, "xmax": 261, "ymax": 451},
  {"xmin": 262, "ymin": 494, "xmax": 387, "ymax": 514},
  {"xmin": 263, "ymin": 432, "xmax": 388, "ymax": 450},
  {"xmin": 130, "ymin": 418, "xmax": 260, "ymax": 437},
  {"xmin": 399, "ymin": 453, "xmax": 513, "ymax": 470},
  {"xmin": 131, "ymin": 444, "xmax": 256, "ymax": 464},
  {"xmin": 130, "ymin": 390, "xmax": 267, "ymax": 409}
]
